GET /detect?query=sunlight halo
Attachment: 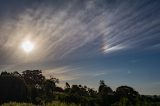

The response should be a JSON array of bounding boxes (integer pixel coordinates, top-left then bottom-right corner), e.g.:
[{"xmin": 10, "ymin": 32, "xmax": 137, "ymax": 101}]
[{"xmin": 21, "ymin": 40, "xmax": 34, "ymax": 53}]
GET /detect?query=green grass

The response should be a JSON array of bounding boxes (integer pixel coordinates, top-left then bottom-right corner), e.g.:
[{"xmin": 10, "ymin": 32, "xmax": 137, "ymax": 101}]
[
  {"xmin": 3, "ymin": 101, "xmax": 160, "ymax": 106},
  {"xmin": 2, "ymin": 101, "xmax": 80, "ymax": 106},
  {"xmin": 2, "ymin": 102, "xmax": 35, "ymax": 106}
]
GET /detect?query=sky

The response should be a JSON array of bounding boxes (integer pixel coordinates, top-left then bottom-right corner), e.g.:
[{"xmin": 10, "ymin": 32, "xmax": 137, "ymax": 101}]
[{"xmin": 0, "ymin": 0, "xmax": 160, "ymax": 95}]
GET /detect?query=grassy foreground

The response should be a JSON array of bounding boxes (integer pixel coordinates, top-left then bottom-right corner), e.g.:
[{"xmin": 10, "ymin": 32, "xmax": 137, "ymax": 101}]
[
  {"xmin": 2, "ymin": 101, "xmax": 80, "ymax": 106},
  {"xmin": 2, "ymin": 101, "xmax": 160, "ymax": 106}
]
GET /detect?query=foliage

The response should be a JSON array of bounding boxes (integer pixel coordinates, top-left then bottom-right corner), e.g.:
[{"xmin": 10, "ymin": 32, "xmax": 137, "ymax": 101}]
[
  {"xmin": 0, "ymin": 72, "xmax": 27, "ymax": 103},
  {"xmin": 0, "ymin": 70, "xmax": 160, "ymax": 106},
  {"xmin": 2, "ymin": 102, "xmax": 80, "ymax": 106},
  {"xmin": 22, "ymin": 70, "xmax": 45, "ymax": 86}
]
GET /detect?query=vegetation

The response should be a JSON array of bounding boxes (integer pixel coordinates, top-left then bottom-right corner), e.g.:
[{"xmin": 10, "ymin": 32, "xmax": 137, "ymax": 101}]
[
  {"xmin": 0, "ymin": 70, "xmax": 160, "ymax": 106},
  {"xmin": 2, "ymin": 102, "xmax": 80, "ymax": 106},
  {"xmin": 2, "ymin": 102, "xmax": 34, "ymax": 106}
]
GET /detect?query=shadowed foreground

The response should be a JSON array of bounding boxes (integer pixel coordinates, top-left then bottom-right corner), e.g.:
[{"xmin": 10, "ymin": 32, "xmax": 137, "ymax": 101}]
[
  {"xmin": 0, "ymin": 70, "xmax": 160, "ymax": 106},
  {"xmin": 2, "ymin": 102, "xmax": 80, "ymax": 106}
]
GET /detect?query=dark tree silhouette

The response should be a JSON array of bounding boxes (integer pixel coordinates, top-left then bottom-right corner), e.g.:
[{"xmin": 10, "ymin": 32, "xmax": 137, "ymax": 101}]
[
  {"xmin": 22, "ymin": 70, "xmax": 45, "ymax": 86},
  {"xmin": 0, "ymin": 72, "xmax": 27, "ymax": 103},
  {"xmin": 12, "ymin": 71, "xmax": 22, "ymax": 78},
  {"xmin": 98, "ymin": 80, "xmax": 114, "ymax": 106},
  {"xmin": 64, "ymin": 82, "xmax": 71, "ymax": 93},
  {"xmin": 98, "ymin": 80, "xmax": 113, "ymax": 95},
  {"xmin": 42, "ymin": 77, "xmax": 59, "ymax": 94},
  {"xmin": 1, "ymin": 71, "xmax": 11, "ymax": 76},
  {"xmin": 116, "ymin": 86, "xmax": 139, "ymax": 97},
  {"xmin": 65, "ymin": 82, "xmax": 70, "ymax": 88},
  {"xmin": 0, "ymin": 71, "xmax": 159, "ymax": 106},
  {"xmin": 116, "ymin": 85, "xmax": 139, "ymax": 105}
]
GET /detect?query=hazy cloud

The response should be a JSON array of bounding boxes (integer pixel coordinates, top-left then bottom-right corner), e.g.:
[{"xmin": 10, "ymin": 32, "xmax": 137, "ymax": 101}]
[{"xmin": 0, "ymin": 0, "xmax": 159, "ymax": 65}]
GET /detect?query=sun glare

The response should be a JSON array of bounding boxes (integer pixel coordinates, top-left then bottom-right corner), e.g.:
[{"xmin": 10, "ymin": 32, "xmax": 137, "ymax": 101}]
[{"xmin": 21, "ymin": 40, "xmax": 34, "ymax": 53}]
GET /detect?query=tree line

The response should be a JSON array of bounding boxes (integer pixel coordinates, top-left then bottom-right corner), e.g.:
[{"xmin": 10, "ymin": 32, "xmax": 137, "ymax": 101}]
[{"xmin": 0, "ymin": 70, "xmax": 160, "ymax": 106}]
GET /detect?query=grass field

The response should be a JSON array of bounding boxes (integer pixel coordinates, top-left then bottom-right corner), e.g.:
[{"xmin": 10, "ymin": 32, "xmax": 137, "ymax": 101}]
[
  {"xmin": 2, "ymin": 101, "xmax": 160, "ymax": 106},
  {"xmin": 2, "ymin": 101, "xmax": 80, "ymax": 106}
]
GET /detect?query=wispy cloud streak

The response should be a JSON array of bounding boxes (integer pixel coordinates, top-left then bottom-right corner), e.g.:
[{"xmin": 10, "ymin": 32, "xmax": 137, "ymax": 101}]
[{"xmin": 0, "ymin": 0, "xmax": 160, "ymax": 64}]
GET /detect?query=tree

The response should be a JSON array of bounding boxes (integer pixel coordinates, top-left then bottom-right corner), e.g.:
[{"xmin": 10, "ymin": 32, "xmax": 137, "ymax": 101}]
[
  {"xmin": 98, "ymin": 80, "xmax": 113, "ymax": 95},
  {"xmin": 43, "ymin": 78, "xmax": 57, "ymax": 93},
  {"xmin": 64, "ymin": 82, "xmax": 71, "ymax": 93},
  {"xmin": 41, "ymin": 77, "xmax": 59, "ymax": 103},
  {"xmin": 12, "ymin": 71, "xmax": 22, "ymax": 78},
  {"xmin": 116, "ymin": 86, "xmax": 139, "ymax": 98},
  {"xmin": 65, "ymin": 82, "xmax": 70, "ymax": 88},
  {"xmin": 22, "ymin": 70, "xmax": 45, "ymax": 87},
  {"xmin": 88, "ymin": 88, "xmax": 97, "ymax": 97},
  {"xmin": 1, "ymin": 71, "xmax": 11, "ymax": 76},
  {"xmin": 98, "ymin": 80, "xmax": 114, "ymax": 106},
  {"xmin": 116, "ymin": 86, "xmax": 139, "ymax": 105},
  {"xmin": 21, "ymin": 70, "xmax": 45, "ymax": 103},
  {"xmin": 0, "ymin": 73, "xmax": 27, "ymax": 103}
]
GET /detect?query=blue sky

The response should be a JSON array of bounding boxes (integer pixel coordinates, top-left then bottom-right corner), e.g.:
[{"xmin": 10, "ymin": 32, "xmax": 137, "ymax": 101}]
[{"xmin": 0, "ymin": 0, "xmax": 160, "ymax": 95}]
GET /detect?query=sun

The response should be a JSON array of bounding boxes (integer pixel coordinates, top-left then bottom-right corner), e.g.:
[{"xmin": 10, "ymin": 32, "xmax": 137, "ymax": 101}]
[{"xmin": 21, "ymin": 40, "xmax": 34, "ymax": 53}]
